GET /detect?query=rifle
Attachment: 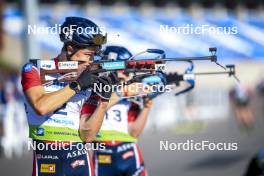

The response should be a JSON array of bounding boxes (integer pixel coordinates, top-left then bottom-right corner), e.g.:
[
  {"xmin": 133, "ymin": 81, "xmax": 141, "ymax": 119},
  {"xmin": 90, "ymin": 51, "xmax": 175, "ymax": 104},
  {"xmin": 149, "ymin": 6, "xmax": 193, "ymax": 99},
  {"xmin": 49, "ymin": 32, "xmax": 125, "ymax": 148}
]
[
  {"xmin": 125, "ymin": 61, "xmax": 239, "ymax": 99},
  {"xmin": 165, "ymin": 63, "xmax": 239, "ymax": 96},
  {"xmin": 90, "ymin": 47, "xmax": 220, "ymax": 73},
  {"xmin": 33, "ymin": 47, "xmax": 233, "ymax": 89}
]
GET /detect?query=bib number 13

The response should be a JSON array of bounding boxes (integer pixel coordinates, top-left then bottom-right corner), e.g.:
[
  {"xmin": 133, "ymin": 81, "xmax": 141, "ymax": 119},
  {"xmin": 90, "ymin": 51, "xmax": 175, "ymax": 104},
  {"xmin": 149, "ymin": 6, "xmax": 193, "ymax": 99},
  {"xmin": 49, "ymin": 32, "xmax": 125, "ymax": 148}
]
[{"xmin": 105, "ymin": 110, "xmax": 121, "ymax": 122}]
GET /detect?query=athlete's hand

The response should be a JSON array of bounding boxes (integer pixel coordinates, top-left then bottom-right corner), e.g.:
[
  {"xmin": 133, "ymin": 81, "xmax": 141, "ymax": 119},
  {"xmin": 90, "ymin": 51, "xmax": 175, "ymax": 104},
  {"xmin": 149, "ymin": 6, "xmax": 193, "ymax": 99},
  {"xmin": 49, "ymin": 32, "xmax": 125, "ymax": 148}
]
[
  {"xmin": 96, "ymin": 76, "xmax": 113, "ymax": 101},
  {"xmin": 107, "ymin": 71, "xmax": 119, "ymax": 85},
  {"xmin": 143, "ymin": 97, "xmax": 153, "ymax": 108},
  {"xmin": 118, "ymin": 82, "xmax": 155, "ymax": 97},
  {"xmin": 95, "ymin": 71, "xmax": 120, "ymax": 101},
  {"xmin": 77, "ymin": 69, "xmax": 99, "ymax": 90}
]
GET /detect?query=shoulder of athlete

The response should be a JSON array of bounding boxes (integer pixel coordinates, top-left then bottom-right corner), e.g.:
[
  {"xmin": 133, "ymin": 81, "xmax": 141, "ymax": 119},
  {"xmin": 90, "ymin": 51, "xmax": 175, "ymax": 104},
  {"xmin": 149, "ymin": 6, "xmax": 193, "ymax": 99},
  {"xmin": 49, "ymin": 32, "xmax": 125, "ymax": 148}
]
[{"xmin": 21, "ymin": 62, "xmax": 42, "ymax": 92}]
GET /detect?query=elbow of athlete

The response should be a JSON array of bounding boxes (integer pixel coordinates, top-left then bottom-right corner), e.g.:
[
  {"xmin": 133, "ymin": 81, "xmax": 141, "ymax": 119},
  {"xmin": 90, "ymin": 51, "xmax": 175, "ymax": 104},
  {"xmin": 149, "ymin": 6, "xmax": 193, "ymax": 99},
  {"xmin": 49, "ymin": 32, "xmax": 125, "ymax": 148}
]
[
  {"xmin": 128, "ymin": 128, "xmax": 140, "ymax": 138},
  {"xmin": 33, "ymin": 104, "xmax": 50, "ymax": 116},
  {"xmin": 130, "ymin": 132, "xmax": 140, "ymax": 138},
  {"xmin": 80, "ymin": 129, "xmax": 97, "ymax": 142}
]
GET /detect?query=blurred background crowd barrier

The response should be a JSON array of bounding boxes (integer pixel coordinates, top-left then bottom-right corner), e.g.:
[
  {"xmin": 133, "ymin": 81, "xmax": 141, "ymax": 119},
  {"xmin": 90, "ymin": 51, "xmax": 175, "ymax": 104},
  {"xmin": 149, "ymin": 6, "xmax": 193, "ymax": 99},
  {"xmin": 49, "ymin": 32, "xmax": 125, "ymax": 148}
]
[{"xmin": 0, "ymin": 0, "xmax": 263, "ymax": 175}]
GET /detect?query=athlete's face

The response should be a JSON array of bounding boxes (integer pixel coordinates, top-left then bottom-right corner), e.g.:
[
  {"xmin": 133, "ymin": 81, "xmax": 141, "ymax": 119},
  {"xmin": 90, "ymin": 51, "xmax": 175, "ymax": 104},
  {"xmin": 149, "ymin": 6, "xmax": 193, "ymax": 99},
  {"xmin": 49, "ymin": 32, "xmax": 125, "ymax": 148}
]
[
  {"xmin": 68, "ymin": 45, "xmax": 99, "ymax": 73},
  {"xmin": 117, "ymin": 72, "xmax": 132, "ymax": 82}
]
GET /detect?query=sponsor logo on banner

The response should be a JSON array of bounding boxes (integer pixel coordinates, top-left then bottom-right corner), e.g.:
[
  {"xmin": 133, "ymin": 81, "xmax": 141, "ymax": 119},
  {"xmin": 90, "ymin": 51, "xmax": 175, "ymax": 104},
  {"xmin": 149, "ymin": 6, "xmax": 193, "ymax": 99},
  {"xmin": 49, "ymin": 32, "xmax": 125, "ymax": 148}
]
[
  {"xmin": 155, "ymin": 64, "xmax": 166, "ymax": 71},
  {"xmin": 98, "ymin": 155, "xmax": 112, "ymax": 164},
  {"xmin": 71, "ymin": 160, "xmax": 85, "ymax": 168},
  {"xmin": 102, "ymin": 61, "xmax": 125, "ymax": 70},
  {"xmin": 23, "ymin": 63, "xmax": 33, "ymax": 72},
  {"xmin": 117, "ymin": 143, "xmax": 135, "ymax": 153},
  {"xmin": 122, "ymin": 151, "xmax": 135, "ymax": 159},
  {"xmin": 58, "ymin": 61, "xmax": 78, "ymax": 69},
  {"xmin": 36, "ymin": 128, "xmax": 44, "ymax": 136},
  {"xmin": 36, "ymin": 154, "xmax": 58, "ymax": 160},
  {"xmin": 40, "ymin": 164, "xmax": 56, "ymax": 173},
  {"xmin": 40, "ymin": 60, "xmax": 56, "ymax": 70},
  {"xmin": 67, "ymin": 149, "xmax": 87, "ymax": 159}
]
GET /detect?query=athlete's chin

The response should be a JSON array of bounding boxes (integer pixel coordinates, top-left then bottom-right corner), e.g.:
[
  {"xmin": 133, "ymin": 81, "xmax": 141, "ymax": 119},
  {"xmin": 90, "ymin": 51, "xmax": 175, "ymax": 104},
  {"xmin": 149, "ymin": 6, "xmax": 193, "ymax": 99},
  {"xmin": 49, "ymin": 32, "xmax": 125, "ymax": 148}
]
[{"xmin": 77, "ymin": 66, "xmax": 88, "ymax": 76}]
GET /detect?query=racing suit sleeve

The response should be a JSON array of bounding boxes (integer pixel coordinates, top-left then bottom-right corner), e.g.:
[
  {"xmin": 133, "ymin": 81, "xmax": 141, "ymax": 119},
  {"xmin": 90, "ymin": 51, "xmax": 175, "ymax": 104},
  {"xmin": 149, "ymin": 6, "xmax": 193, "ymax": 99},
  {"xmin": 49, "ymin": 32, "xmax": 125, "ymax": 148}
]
[
  {"xmin": 21, "ymin": 63, "xmax": 41, "ymax": 92},
  {"xmin": 79, "ymin": 95, "xmax": 108, "ymax": 142},
  {"xmin": 128, "ymin": 103, "xmax": 141, "ymax": 123},
  {"xmin": 80, "ymin": 95, "xmax": 101, "ymax": 116},
  {"xmin": 128, "ymin": 101, "xmax": 152, "ymax": 138}
]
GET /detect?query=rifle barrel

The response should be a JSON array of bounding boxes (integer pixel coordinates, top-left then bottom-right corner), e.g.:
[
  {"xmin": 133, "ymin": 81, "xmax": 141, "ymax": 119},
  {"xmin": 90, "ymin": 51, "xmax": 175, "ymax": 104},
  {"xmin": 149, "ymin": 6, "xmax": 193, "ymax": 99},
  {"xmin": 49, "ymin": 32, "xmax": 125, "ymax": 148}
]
[
  {"xmin": 194, "ymin": 71, "xmax": 232, "ymax": 75},
  {"xmin": 164, "ymin": 56, "xmax": 216, "ymax": 62}
]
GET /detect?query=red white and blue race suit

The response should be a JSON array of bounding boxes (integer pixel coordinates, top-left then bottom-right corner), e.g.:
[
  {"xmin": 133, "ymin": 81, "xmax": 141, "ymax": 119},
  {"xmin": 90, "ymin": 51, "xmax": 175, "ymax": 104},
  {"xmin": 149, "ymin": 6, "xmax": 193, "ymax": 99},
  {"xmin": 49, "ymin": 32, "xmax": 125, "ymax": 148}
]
[
  {"xmin": 82, "ymin": 97, "xmax": 147, "ymax": 176},
  {"xmin": 21, "ymin": 58, "xmax": 95, "ymax": 176}
]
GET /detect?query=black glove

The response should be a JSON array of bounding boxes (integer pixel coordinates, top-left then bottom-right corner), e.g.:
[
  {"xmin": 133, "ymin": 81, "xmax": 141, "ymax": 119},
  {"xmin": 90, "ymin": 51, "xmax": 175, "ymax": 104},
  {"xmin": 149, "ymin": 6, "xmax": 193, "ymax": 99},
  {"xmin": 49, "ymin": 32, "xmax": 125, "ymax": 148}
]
[
  {"xmin": 76, "ymin": 69, "xmax": 104, "ymax": 90},
  {"xmin": 107, "ymin": 71, "xmax": 119, "ymax": 85},
  {"xmin": 95, "ymin": 71, "xmax": 120, "ymax": 101},
  {"xmin": 96, "ymin": 76, "xmax": 113, "ymax": 101}
]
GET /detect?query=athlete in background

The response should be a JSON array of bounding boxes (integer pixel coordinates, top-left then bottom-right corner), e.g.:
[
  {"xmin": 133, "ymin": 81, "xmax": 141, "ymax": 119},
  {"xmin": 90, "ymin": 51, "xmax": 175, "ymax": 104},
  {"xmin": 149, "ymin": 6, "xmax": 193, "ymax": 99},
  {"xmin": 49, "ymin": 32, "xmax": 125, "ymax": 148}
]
[
  {"xmin": 229, "ymin": 84, "xmax": 255, "ymax": 132},
  {"xmin": 83, "ymin": 46, "xmax": 154, "ymax": 176}
]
